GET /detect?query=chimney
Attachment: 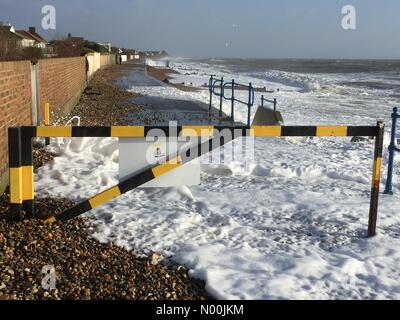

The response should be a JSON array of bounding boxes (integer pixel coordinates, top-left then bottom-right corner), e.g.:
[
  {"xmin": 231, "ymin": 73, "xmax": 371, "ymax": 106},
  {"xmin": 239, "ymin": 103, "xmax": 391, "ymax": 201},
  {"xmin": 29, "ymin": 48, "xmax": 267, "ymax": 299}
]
[{"xmin": 29, "ymin": 26, "xmax": 36, "ymax": 34}]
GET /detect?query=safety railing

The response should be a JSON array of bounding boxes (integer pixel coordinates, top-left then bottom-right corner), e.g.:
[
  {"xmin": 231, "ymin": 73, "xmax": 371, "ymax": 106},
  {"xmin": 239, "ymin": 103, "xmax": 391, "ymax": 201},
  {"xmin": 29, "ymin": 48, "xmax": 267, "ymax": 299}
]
[
  {"xmin": 384, "ymin": 107, "xmax": 400, "ymax": 195},
  {"xmin": 261, "ymin": 95, "xmax": 278, "ymax": 112},
  {"xmin": 209, "ymin": 76, "xmax": 255, "ymax": 126},
  {"xmin": 209, "ymin": 75, "xmax": 224, "ymax": 119}
]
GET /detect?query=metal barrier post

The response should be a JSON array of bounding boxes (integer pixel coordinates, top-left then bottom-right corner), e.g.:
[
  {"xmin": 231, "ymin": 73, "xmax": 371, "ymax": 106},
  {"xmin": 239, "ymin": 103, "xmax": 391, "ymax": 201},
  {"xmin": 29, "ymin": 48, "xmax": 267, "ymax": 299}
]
[
  {"xmin": 261, "ymin": 95, "xmax": 264, "ymax": 108},
  {"xmin": 231, "ymin": 79, "xmax": 235, "ymax": 124},
  {"xmin": 208, "ymin": 76, "xmax": 213, "ymax": 120},
  {"xmin": 219, "ymin": 77, "xmax": 224, "ymax": 118},
  {"xmin": 384, "ymin": 107, "xmax": 399, "ymax": 195},
  {"xmin": 368, "ymin": 121, "xmax": 385, "ymax": 237},
  {"xmin": 273, "ymin": 98, "xmax": 277, "ymax": 112},
  {"xmin": 247, "ymin": 82, "xmax": 252, "ymax": 126}
]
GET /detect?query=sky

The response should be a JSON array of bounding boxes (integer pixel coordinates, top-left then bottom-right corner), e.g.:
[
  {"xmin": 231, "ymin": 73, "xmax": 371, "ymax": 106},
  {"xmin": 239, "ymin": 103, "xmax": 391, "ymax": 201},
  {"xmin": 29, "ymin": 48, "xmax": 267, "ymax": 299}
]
[{"xmin": 1, "ymin": 0, "xmax": 399, "ymax": 59}]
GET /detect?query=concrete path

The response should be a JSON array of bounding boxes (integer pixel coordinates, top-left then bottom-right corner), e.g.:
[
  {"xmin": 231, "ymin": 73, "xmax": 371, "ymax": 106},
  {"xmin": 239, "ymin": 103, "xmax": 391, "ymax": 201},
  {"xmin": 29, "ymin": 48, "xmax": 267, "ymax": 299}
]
[{"xmin": 115, "ymin": 63, "xmax": 236, "ymax": 126}]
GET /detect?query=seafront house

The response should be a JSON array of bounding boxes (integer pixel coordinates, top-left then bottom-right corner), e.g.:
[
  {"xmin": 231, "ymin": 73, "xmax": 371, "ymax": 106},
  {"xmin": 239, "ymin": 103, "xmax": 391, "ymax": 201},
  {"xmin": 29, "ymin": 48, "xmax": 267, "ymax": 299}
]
[
  {"xmin": 0, "ymin": 24, "xmax": 23, "ymax": 57},
  {"xmin": 0, "ymin": 23, "xmax": 48, "ymax": 49},
  {"xmin": 0, "ymin": 22, "xmax": 50, "ymax": 59},
  {"xmin": 21, "ymin": 27, "xmax": 47, "ymax": 49},
  {"xmin": 50, "ymin": 33, "xmax": 85, "ymax": 57}
]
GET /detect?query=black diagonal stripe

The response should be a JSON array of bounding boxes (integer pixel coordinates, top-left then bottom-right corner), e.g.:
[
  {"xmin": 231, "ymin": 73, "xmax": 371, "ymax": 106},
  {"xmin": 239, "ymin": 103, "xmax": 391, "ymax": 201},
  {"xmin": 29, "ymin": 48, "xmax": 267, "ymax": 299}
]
[
  {"xmin": 118, "ymin": 169, "xmax": 155, "ymax": 194},
  {"xmin": 72, "ymin": 126, "xmax": 111, "ymax": 137},
  {"xmin": 347, "ymin": 126, "xmax": 378, "ymax": 137},
  {"xmin": 56, "ymin": 201, "xmax": 92, "ymax": 222},
  {"xmin": 182, "ymin": 135, "xmax": 234, "ymax": 163},
  {"xmin": 281, "ymin": 126, "xmax": 317, "ymax": 136}
]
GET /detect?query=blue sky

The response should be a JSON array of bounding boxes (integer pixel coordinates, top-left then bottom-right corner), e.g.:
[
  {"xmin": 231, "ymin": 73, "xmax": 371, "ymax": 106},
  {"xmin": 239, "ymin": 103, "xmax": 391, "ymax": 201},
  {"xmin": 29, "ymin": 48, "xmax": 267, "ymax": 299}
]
[{"xmin": 1, "ymin": 0, "xmax": 399, "ymax": 59}]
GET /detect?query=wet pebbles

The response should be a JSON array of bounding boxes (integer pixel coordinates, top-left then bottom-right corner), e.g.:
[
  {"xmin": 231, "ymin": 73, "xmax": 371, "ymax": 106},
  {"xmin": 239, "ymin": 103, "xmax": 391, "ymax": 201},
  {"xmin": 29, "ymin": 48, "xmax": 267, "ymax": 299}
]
[{"xmin": 0, "ymin": 190, "xmax": 210, "ymax": 300}]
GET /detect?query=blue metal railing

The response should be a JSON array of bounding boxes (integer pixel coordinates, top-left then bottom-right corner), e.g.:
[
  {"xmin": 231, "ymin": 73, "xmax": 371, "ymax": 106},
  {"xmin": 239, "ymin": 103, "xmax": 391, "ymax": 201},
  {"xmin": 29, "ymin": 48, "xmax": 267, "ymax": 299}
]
[
  {"xmin": 261, "ymin": 95, "xmax": 277, "ymax": 112},
  {"xmin": 384, "ymin": 107, "xmax": 400, "ymax": 195},
  {"xmin": 209, "ymin": 75, "xmax": 224, "ymax": 119},
  {"xmin": 209, "ymin": 76, "xmax": 255, "ymax": 126}
]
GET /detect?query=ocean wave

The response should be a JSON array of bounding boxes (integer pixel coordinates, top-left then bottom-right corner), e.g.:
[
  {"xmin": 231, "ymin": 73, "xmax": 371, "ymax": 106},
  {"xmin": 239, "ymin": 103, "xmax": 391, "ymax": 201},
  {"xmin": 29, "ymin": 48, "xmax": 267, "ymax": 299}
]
[{"xmin": 264, "ymin": 70, "xmax": 327, "ymax": 92}]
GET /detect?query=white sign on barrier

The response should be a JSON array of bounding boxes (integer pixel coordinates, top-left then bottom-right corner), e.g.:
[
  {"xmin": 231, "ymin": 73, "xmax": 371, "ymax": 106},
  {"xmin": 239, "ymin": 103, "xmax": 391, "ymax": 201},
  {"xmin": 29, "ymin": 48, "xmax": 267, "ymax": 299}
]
[{"xmin": 119, "ymin": 137, "xmax": 201, "ymax": 187}]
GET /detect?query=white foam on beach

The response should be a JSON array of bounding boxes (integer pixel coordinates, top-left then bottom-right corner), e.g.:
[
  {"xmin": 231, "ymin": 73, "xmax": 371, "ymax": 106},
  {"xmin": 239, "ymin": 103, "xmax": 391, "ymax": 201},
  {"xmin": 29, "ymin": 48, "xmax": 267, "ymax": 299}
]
[{"xmin": 34, "ymin": 58, "xmax": 400, "ymax": 299}]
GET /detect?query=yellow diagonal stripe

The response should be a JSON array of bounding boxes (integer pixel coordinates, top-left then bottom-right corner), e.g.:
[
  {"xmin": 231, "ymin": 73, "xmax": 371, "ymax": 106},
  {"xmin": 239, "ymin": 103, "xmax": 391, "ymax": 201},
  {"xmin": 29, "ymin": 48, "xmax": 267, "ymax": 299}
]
[
  {"xmin": 22, "ymin": 166, "xmax": 34, "ymax": 200},
  {"xmin": 37, "ymin": 126, "xmax": 72, "ymax": 137},
  {"xmin": 89, "ymin": 186, "xmax": 121, "ymax": 209},
  {"xmin": 10, "ymin": 167, "xmax": 23, "ymax": 204},
  {"xmin": 152, "ymin": 156, "xmax": 183, "ymax": 177},
  {"xmin": 181, "ymin": 126, "xmax": 214, "ymax": 137},
  {"xmin": 250, "ymin": 126, "xmax": 282, "ymax": 137},
  {"xmin": 316, "ymin": 126, "xmax": 348, "ymax": 137},
  {"xmin": 111, "ymin": 126, "xmax": 145, "ymax": 137}
]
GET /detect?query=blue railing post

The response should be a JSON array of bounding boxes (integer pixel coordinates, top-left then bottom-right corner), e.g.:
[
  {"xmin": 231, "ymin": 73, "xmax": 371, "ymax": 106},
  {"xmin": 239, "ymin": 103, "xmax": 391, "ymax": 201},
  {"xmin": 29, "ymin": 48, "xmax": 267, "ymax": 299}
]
[
  {"xmin": 384, "ymin": 107, "xmax": 399, "ymax": 195},
  {"xmin": 209, "ymin": 75, "xmax": 213, "ymax": 119},
  {"xmin": 261, "ymin": 95, "xmax": 264, "ymax": 108},
  {"xmin": 247, "ymin": 82, "xmax": 253, "ymax": 126},
  {"xmin": 273, "ymin": 98, "xmax": 277, "ymax": 112},
  {"xmin": 219, "ymin": 77, "xmax": 224, "ymax": 118},
  {"xmin": 231, "ymin": 79, "xmax": 235, "ymax": 124}
]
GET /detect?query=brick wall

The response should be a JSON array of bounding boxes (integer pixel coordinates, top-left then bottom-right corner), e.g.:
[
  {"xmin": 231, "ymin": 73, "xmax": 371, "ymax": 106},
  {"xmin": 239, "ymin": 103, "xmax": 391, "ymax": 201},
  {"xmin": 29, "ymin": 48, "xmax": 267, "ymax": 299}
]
[
  {"xmin": 0, "ymin": 60, "xmax": 32, "ymax": 192},
  {"xmin": 38, "ymin": 57, "xmax": 86, "ymax": 117},
  {"xmin": 0, "ymin": 56, "xmax": 88, "ymax": 194}
]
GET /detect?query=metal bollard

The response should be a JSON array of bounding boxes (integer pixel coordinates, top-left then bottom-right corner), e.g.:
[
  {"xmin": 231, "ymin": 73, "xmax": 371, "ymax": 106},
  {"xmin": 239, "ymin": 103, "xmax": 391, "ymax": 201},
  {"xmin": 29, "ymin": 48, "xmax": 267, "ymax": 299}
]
[
  {"xmin": 219, "ymin": 77, "xmax": 224, "ymax": 119},
  {"xmin": 208, "ymin": 75, "xmax": 213, "ymax": 119},
  {"xmin": 247, "ymin": 83, "xmax": 253, "ymax": 126},
  {"xmin": 384, "ymin": 107, "xmax": 400, "ymax": 195},
  {"xmin": 231, "ymin": 79, "xmax": 235, "ymax": 124}
]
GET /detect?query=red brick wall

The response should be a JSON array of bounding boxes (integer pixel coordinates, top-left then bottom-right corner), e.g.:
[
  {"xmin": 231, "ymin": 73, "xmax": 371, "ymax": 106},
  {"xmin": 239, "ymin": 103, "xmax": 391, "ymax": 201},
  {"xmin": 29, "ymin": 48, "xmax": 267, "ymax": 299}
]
[
  {"xmin": 38, "ymin": 57, "xmax": 86, "ymax": 116},
  {"xmin": 0, "ymin": 60, "xmax": 32, "ymax": 181},
  {"xmin": 0, "ymin": 56, "xmax": 87, "ymax": 193}
]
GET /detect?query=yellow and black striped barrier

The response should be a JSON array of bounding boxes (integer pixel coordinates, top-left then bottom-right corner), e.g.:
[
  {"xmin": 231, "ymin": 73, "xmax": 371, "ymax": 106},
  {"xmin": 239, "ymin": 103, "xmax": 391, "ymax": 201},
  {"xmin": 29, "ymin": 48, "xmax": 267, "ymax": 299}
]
[
  {"xmin": 8, "ymin": 122, "xmax": 384, "ymax": 237},
  {"xmin": 21, "ymin": 124, "xmax": 378, "ymax": 138}
]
